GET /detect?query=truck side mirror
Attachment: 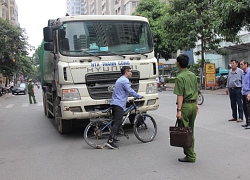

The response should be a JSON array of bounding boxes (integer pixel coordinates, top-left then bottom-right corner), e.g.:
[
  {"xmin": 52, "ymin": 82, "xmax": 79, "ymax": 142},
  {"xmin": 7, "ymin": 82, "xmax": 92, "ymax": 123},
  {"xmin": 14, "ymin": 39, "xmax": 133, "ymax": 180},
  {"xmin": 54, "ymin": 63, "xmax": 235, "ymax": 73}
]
[
  {"xmin": 44, "ymin": 42, "xmax": 54, "ymax": 51},
  {"xmin": 43, "ymin": 27, "xmax": 53, "ymax": 42}
]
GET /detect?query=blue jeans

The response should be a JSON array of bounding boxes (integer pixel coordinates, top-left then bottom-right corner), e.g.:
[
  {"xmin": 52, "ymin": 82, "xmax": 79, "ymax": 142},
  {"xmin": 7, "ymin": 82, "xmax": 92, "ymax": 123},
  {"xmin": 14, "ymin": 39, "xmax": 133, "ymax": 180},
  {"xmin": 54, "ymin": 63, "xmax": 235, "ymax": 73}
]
[{"xmin": 229, "ymin": 88, "xmax": 243, "ymax": 119}]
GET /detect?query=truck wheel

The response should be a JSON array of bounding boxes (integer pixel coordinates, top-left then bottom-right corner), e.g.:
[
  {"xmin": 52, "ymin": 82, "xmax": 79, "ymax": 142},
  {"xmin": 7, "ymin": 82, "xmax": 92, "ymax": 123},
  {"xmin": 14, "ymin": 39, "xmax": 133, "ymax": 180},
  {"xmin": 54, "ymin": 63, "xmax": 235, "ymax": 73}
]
[
  {"xmin": 54, "ymin": 96, "xmax": 61, "ymax": 125},
  {"xmin": 58, "ymin": 119, "xmax": 72, "ymax": 134},
  {"xmin": 43, "ymin": 92, "xmax": 46, "ymax": 115},
  {"xmin": 45, "ymin": 93, "xmax": 53, "ymax": 118}
]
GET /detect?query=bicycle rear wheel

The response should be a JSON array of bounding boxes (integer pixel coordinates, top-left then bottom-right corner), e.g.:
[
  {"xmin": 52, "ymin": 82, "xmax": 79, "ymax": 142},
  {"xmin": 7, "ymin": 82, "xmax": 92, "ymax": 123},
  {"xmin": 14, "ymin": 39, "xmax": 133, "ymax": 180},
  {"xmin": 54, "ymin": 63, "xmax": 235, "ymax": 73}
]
[
  {"xmin": 133, "ymin": 113, "xmax": 157, "ymax": 143},
  {"xmin": 198, "ymin": 92, "xmax": 204, "ymax": 105},
  {"xmin": 84, "ymin": 120, "xmax": 111, "ymax": 149}
]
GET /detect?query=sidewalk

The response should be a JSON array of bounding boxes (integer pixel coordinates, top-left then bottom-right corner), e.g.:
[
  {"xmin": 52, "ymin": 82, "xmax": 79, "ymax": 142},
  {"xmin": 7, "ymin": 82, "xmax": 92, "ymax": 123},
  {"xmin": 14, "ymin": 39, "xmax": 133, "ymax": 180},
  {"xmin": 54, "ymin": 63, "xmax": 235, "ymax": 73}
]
[
  {"xmin": 0, "ymin": 93, "xmax": 13, "ymax": 101},
  {"xmin": 165, "ymin": 83, "xmax": 226, "ymax": 95}
]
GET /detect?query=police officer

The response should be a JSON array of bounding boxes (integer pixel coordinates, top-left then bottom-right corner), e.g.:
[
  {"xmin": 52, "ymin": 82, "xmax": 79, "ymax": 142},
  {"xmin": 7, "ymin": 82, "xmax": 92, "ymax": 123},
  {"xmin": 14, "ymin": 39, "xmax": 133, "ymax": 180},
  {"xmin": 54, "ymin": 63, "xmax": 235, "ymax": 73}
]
[
  {"xmin": 28, "ymin": 79, "xmax": 37, "ymax": 104},
  {"xmin": 174, "ymin": 54, "xmax": 198, "ymax": 163}
]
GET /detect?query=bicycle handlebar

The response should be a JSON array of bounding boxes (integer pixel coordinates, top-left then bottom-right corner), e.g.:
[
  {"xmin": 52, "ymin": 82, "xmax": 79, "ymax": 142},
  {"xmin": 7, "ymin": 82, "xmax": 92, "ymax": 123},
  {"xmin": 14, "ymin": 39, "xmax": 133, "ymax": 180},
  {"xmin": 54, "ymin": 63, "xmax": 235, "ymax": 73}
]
[{"xmin": 129, "ymin": 97, "xmax": 143, "ymax": 103}]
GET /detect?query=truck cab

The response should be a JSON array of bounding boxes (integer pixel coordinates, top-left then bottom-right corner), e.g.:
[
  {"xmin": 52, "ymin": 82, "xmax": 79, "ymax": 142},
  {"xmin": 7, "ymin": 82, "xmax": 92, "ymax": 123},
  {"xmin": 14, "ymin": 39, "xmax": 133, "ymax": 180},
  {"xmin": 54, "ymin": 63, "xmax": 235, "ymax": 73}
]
[{"xmin": 40, "ymin": 15, "xmax": 159, "ymax": 133}]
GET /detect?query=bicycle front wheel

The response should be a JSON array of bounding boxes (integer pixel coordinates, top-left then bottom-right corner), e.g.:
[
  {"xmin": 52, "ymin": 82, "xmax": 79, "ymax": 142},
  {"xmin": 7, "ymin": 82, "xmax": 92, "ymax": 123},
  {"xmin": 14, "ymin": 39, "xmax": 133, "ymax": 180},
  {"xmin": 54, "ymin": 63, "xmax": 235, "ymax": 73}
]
[
  {"xmin": 84, "ymin": 120, "xmax": 111, "ymax": 149},
  {"xmin": 133, "ymin": 113, "xmax": 157, "ymax": 143}
]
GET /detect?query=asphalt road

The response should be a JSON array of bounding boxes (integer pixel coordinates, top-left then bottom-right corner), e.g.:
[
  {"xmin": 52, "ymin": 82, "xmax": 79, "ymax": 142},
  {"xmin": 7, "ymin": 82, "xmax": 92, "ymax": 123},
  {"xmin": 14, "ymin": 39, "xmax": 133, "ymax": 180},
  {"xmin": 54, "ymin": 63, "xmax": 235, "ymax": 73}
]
[{"xmin": 0, "ymin": 89, "xmax": 250, "ymax": 180}]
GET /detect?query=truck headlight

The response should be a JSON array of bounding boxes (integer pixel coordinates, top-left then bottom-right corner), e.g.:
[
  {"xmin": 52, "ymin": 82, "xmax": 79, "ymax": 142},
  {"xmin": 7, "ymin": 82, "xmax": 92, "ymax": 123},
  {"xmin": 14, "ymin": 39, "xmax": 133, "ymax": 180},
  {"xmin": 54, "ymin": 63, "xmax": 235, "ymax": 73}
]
[
  {"xmin": 146, "ymin": 82, "xmax": 157, "ymax": 94},
  {"xmin": 62, "ymin": 89, "xmax": 81, "ymax": 101}
]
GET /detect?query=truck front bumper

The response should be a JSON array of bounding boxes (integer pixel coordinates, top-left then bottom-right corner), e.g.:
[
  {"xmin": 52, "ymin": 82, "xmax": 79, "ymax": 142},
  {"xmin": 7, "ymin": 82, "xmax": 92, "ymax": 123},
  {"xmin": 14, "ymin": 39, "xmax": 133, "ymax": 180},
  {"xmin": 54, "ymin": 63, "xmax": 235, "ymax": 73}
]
[{"xmin": 60, "ymin": 95, "xmax": 159, "ymax": 120}]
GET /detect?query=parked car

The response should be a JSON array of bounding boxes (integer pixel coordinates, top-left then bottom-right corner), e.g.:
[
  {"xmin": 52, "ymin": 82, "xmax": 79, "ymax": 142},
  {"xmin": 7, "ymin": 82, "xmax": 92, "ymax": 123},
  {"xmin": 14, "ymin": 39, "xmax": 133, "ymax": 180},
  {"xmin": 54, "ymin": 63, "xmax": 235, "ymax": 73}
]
[{"xmin": 12, "ymin": 83, "xmax": 27, "ymax": 95}]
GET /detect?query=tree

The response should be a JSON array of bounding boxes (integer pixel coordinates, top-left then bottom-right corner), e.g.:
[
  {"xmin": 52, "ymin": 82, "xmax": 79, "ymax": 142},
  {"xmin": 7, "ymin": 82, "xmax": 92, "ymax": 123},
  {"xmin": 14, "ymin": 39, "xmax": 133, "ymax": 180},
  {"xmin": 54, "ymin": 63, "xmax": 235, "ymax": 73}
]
[
  {"xmin": 32, "ymin": 48, "xmax": 40, "ymax": 65},
  {"xmin": 31, "ymin": 48, "xmax": 41, "ymax": 81},
  {"xmin": 0, "ymin": 19, "xmax": 34, "ymax": 81},
  {"xmin": 17, "ymin": 56, "xmax": 38, "ymax": 78},
  {"xmin": 215, "ymin": 0, "xmax": 250, "ymax": 39},
  {"xmin": 165, "ymin": 0, "xmax": 226, "ymax": 86},
  {"xmin": 133, "ymin": 0, "xmax": 174, "ymax": 60},
  {"xmin": 170, "ymin": 59, "xmax": 210, "ymax": 77}
]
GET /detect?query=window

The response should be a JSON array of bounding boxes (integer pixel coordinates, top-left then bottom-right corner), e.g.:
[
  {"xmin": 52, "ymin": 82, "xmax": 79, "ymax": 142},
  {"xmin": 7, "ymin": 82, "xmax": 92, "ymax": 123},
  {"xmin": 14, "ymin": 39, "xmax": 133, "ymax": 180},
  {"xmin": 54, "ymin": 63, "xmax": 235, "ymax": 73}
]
[{"xmin": 132, "ymin": 2, "xmax": 137, "ymax": 8}]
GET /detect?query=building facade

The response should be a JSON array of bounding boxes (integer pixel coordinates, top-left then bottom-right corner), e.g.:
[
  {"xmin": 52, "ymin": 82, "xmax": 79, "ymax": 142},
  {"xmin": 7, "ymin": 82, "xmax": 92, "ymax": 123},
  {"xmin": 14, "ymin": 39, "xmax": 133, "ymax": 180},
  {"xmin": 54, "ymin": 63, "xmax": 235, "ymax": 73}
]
[
  {"xmin": 67, "ymin": 0, "xmax": 144, "ymax": 16},
  {"xmin": 67, "ymin": 0, "xmax": 82, "ymax": 16},
  {"xmin": 194, "ymin": 30, "xmax": 250, "ymax": 69},
  {"xmin": 0, "ymin": 0, "xmax": 19, "ymax": 26}
]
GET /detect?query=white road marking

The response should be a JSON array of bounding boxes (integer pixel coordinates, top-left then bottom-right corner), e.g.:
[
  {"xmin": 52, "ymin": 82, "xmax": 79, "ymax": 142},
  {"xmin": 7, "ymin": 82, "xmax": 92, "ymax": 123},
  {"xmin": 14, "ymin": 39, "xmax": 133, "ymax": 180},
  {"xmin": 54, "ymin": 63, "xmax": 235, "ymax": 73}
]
[
  {"xmin": 22, "ymin": 103, "xmax": 29, "ymax": 107},
  {"xmin": 0, "ymin": 102, "xmax": 43, "ymax": 109},
  {"xmin": 5, "ymin": 104, "xmax": 15, "ymax": 108}
]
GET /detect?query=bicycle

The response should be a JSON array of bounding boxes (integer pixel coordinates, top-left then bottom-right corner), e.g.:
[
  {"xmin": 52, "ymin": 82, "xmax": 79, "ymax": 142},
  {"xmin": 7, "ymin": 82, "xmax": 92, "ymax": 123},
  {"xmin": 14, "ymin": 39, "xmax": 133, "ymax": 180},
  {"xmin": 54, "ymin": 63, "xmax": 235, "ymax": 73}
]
[
  {"xmin": 198, "ymin": 90, "xmax": 204, "ymax": 105},
  {"xmin": 84, "ymin": 98, "xmax": 157, "ymax": 149}
]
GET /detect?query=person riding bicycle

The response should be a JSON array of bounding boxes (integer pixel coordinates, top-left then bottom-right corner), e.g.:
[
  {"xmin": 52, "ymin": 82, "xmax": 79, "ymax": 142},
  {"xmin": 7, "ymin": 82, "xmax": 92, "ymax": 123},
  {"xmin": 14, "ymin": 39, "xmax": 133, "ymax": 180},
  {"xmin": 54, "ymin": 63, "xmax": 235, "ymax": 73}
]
[{"xmin": 106, "ymin": 66, "xmax": 143, "ymax": 149}]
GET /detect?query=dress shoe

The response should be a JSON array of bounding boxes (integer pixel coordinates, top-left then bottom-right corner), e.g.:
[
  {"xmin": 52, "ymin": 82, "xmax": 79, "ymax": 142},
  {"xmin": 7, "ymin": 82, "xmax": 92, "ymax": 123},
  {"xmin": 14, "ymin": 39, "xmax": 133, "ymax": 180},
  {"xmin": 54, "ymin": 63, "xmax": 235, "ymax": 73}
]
[
  {"xmin": 228, "ymin": 118, "xmax": 237, "ymax": 121},
  {"xmin": 242, "ymin": 124, "xmax": 248, "ymax": 127},
  {"xmin": 113, "ymin": 138, "xmax": 120, "ymax": 143},
  {"xmin": 237, "ymin": 118, "xmax": 243, "ymax": 122},
  {"xmin": 245, "ymin": 126, "xmax": 250, "ymax": 129},
  {"xmin": 178, "ymin": 158, "xmax": 195, "ymax": 163}
]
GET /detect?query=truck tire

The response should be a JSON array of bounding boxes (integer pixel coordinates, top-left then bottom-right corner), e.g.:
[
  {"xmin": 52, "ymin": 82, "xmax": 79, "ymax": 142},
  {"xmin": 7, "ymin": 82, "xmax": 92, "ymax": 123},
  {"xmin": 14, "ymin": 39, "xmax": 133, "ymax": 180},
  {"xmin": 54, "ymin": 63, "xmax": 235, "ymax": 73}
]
[
  {"xmin": 58, "ymin": 119, "xmax": 72, "ymax": 134},
  {"xmin": 45, "ymin": 93, "xmax": 53, "ymax": 118},
  {"xmin": 43, "ymin": 92, "xmax": 46, "ymax": 115},
  {"xmin": 53, "ymin": 95, "xmax": 62, "ymax": 126}
]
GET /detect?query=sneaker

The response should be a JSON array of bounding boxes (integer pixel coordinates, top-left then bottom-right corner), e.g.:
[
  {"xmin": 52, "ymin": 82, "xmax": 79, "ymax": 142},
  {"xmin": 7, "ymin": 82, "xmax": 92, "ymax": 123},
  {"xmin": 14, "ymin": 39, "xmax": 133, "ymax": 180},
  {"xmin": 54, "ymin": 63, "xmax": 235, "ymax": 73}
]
[
  {"xmin": 106, "ymin": 140, "xmax": 119, "ymax": 149},
  {"xmin": 228, "ymin": 118, "xmax": 237, "ymax": 121}
]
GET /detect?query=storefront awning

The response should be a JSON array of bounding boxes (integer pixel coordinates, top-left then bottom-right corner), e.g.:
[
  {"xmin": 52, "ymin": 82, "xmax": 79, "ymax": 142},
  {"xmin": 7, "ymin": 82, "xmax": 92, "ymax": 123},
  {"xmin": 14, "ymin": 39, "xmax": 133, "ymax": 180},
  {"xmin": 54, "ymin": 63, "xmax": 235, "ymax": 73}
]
[{"xmin": 219, "ymin": 42, "xmax": 250, "ymax": 55}]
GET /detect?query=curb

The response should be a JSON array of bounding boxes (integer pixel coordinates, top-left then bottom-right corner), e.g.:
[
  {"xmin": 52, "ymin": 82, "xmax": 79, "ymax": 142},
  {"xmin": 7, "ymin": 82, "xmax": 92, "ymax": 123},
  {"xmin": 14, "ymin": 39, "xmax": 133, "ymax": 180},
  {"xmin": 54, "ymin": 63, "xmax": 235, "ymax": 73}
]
[{"xmin": 164, "ymin": 88, "xmax": 226, "ymax": 95}]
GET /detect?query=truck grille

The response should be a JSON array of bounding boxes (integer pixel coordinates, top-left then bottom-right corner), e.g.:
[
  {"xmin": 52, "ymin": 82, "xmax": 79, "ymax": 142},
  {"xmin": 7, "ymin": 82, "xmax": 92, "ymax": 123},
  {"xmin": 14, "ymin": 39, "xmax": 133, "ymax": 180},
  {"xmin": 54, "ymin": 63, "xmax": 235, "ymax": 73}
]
[{"xmin": 85, "ymin": 71, "xmax": 140, "ymax": 99}]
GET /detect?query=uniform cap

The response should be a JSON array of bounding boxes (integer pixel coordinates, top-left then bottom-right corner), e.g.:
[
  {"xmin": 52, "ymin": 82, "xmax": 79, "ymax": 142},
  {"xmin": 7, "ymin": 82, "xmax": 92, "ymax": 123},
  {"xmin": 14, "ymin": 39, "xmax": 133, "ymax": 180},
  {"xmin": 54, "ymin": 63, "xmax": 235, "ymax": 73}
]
[{"xmin": 29, "ymin": 79, "xmax": 32, "ymax": 82}]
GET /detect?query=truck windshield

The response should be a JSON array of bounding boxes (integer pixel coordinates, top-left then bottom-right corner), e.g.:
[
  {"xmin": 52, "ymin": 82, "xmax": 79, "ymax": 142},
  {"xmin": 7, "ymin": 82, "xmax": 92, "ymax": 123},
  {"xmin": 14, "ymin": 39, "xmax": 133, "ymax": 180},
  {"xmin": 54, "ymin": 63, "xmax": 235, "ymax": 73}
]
[{"xmin": 58, "ymin": 20, "xmax": 153, "ymax": 57}]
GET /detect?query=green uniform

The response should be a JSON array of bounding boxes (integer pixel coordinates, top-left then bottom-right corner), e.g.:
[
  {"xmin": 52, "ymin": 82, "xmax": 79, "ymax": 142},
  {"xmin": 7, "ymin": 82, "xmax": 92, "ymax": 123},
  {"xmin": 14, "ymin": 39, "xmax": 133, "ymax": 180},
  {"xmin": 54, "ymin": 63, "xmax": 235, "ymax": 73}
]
[
  {"xmin": 173, "ymin": 69, "xmax": 198, "ymax": 162},
  {"xmin": 28, "ymin": 82, "xmax": 37, "ymax": 104}
]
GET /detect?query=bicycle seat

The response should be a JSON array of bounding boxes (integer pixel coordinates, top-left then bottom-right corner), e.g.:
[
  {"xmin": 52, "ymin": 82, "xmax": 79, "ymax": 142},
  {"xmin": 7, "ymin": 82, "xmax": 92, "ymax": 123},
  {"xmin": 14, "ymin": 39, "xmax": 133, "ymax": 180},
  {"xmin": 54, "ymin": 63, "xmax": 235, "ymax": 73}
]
[{"xmin": 101, "ymin": 107, "xmax": 112, "ymax": 113}]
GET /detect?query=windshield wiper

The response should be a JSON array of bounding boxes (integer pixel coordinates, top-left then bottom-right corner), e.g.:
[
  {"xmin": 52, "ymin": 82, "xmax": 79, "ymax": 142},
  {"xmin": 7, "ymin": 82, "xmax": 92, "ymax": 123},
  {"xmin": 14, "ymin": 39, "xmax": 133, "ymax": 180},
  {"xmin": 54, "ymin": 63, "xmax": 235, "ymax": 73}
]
[
  {"xmin": 133, "ymin": 51, "xmax": 148, "ymax": 58},
  {"xmin": 82, "ymin": 51, "xmax": 102, "ymax": 59},
  {"xmin": 116, "ymin": 50, "xmax": 148, "ymax": 58},
  {"xmin": 68, "ymin": 50, "xmax": 102, "ymax": 59},
  {"xmin": 101, "ymin": 51, "xmax": 126, "ymax": 59}
]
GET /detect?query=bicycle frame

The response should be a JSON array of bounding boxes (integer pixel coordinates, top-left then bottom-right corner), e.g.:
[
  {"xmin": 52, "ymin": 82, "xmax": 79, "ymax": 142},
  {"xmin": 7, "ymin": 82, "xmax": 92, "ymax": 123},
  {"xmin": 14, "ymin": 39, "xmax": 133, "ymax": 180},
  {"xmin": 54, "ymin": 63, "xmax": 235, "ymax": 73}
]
[
  {"xmin": 99, "ymin": 100, "xmax": 138, "ymax": 132},
  {"xmin": 84, "ymin": 98, "xmax": 157, "ymax": 148}
]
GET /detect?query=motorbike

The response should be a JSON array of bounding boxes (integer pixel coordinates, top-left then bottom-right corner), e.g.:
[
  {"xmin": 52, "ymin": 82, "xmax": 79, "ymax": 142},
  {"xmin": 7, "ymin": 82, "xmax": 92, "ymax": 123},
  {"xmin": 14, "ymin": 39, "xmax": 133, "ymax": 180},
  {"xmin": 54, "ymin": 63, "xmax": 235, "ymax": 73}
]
[
  {"xmin": 37, "ymin": 84, "xmax": 40, "ymax": 89},
  {"xmin": 157, "ymin": 83, "xmax": 166, "ymax": 92},
  {"xmin": 198, "ymin": 90, "xmax": 204, "ymax": 105},
  {"xmin": 216, "ymin": 75, "xmax": 228, "ymax": 89},
  {"xmin": 2, "ymin": 85, "xmax": 11, "ymax": 94}
]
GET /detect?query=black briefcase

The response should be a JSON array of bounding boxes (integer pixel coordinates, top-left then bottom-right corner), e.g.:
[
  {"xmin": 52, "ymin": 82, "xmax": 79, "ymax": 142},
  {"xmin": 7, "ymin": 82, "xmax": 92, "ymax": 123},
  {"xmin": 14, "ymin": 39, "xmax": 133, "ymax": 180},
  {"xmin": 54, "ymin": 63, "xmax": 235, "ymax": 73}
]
[{"xmin": 169, "ymin": 119, "xmax": 192, "ymax": 148}]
